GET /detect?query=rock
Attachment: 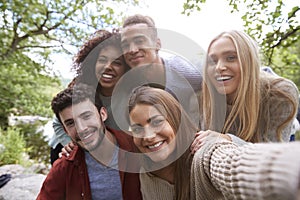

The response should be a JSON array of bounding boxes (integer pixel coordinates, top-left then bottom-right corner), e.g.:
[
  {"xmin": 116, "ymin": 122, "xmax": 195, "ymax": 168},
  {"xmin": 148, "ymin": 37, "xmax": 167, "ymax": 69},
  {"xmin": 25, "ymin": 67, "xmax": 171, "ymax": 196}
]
[{"xmin": 0, "ymin": 164, "xmax": 46, "ymax": 200}]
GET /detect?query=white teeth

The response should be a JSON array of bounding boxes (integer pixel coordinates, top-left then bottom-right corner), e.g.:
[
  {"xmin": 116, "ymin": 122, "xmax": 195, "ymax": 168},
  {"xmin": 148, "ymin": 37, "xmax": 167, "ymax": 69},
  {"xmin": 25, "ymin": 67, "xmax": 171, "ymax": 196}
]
[
  {"xmin": 216, "ymin": 76, "xmax": 231, "ymax": 81},
  {"xmin": 102, "ymin": 74, "xmax": 113, "ymax": 79},
  {"xmin": 83, "ymin": 133, "xmax": 92, "ymax": 140},
  {"xmin": 148, "ymin": 141, "xmax": 163, "ymax": 149}
]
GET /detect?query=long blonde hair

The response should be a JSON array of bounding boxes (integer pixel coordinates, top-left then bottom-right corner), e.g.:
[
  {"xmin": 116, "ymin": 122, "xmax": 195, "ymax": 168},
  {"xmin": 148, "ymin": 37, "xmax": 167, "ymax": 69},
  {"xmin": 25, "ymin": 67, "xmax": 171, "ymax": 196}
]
[{"xmin": 202, "ymin": 30, "xmax": 297, "ymax": 142}]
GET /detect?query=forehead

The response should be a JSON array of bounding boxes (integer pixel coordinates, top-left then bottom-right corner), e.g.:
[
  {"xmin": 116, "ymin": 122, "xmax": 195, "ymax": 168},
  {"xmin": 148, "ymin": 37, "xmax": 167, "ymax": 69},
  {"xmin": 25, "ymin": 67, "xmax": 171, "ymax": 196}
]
[
  {"xmin": 59, "ymin": 99, "xmax": 98, "ymax": 121},
  {"xmin": 130, "ymin": 104, "xmax": 160, "ymax": 117},
  {"xmin": 98, "ymin": 45, "xmax": 122, "ymax": 57},
  {"xmin": 209, "ymin": 36, "xmax": 236, "ymax": 55},
  {"xmin": 121, "ymin": 23, "xmax": 152, "ymax": 41},
  {"xmin": 130, "ymin": 104, "xmax": 161, "ymax": 121}
]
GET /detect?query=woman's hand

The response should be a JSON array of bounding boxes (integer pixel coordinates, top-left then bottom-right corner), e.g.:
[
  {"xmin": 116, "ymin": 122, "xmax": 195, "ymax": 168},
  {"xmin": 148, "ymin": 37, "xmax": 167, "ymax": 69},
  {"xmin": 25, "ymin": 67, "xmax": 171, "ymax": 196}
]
[
  {"xmin": 59, "ymin": 141, "xmax": 75, "ymax": 158},
  {"xmin": 190, "ymin": 130, "xmax": 231, "ymax": 154}
]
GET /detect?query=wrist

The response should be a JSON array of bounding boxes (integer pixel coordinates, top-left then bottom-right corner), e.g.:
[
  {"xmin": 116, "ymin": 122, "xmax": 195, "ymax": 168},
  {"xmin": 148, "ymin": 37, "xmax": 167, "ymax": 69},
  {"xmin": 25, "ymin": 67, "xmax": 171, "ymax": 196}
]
[{"xmin": 222, "ymin": 134, "xmax": 232, "ymax": 141}]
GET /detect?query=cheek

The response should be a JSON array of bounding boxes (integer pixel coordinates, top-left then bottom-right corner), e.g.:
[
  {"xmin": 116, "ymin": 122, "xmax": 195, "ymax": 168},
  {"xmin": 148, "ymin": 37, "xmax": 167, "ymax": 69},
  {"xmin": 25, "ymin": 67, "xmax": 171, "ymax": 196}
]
[
  {"xmin": 234, "ymin": 64, "xmax": 241, "ymax": 76},
  {"xmin": 206, "ymin": 66, "xmax": 215, "ymax": 82},
  {"xmin": 133, "ymin": 138, "xmax": 147, "ymax": 153},
  {"xmin": 95, "ymin": 64, "xmax": 104, "ymax": 74},
  {"xmin": 163, "ymin": 124, "xmax": 176, "ymax": 140},
  {"xmin": 116, "ymin": 67, "xmax": 126, "ymax": 76},
  {"xmin": 66, "ymin": 127, "xmax": 77, "ymax": 140},
  {"xmin": 206, "ymin": 66, "xmax": 215, "ymax": 79},
  {"xmin": 133, "ymin": 137, "xmax": 142, "ymax": 149}
]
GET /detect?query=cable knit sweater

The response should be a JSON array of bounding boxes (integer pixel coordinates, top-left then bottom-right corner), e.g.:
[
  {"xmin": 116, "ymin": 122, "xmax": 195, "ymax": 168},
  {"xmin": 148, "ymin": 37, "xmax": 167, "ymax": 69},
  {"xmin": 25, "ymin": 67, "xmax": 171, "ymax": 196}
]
[
  {"xmin": 138, "ymin": 139, "xmax": 300, "ymax": 200},
  {"xmin": 191, "ymin": 138, "xmax": 300, "ymax": 200},
  {"xmin": 139, "ymin": 172, "xmax": 174, "ymax": 200}
]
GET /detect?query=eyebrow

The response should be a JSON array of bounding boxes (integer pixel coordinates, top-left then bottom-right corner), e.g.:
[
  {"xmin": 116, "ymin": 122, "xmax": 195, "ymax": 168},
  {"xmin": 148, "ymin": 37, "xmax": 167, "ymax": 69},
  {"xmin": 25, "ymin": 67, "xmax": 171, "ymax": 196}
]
[
  {"xmin": 130, "ymin": 114, "xmax": 163, "ymax": 126},
  {"xmin": 222, "ymin": 50, "xmax": 237, "ymax": 55},
  {"xmin": 78, "ymin": 110, "xmax": 93, "ymax": 117},
  {"xmin": 121, "ymin": 34, "xmax": 146, "ymax": 43},
  {"xmin": 209, "ymin": 50, "xmax": 237, "ymax": 58}
]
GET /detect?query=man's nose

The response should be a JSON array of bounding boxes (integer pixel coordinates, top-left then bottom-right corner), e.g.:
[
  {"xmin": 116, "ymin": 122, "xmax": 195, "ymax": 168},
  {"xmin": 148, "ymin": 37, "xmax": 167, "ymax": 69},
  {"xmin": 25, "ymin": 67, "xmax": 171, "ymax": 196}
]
[
  {"xmin": 129, "ymin": 42, "xmax": 139, "ymax": 53},
  {"xmin": 76, "ymin": 120, "xmax": 88, "ymax": 134}
]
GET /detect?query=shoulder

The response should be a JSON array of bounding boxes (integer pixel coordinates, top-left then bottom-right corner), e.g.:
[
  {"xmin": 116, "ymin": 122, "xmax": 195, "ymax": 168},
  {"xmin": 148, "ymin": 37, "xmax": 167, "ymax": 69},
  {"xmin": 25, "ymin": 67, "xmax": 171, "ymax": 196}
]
[
  {"xmin": 108, "ymin": 127, "xmax": 136, "ymax": 151},
  {"xmin": 53, "ymin": 145, "xmax": 84, "ymax": 166},
  {"xmin": 162, "ymin": 55, "xmax": 203, "ymax": 91},
  {"xmin": 162, "ymin": 55, "xmax": 201, "ymax": 72},
  {"xmin": 261, "ymin": 73, "xmax": 299, "ymax": 98}
]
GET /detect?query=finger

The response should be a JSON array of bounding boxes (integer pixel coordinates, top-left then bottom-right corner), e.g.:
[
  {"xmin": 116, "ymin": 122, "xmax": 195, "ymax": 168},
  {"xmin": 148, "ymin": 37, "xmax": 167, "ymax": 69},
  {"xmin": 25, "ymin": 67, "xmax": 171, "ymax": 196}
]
[
  {"xmin": 69, "ymin": 141, "xmax": 75, "ymax": 149},
  {"xmin": 191, "ymin": 136, "xmax": 207, "ymax": 153},
  {"xmin": 191, "ymin": 136, "xmax": 201, "ymax": 150},
  {"xmin": 194, "ymin": 131, "xmax": 202, "ymax": 137},
  {"xmin": 191, "ymin": 140, "xmax": 206, "ymax": 154},
  {"xmin": 191, "ymin": 132, "xmax": 207, "ymax": 150},
  {"xmin": 61, "ymin": 147, "xmax": 70, "ymax": 157}
]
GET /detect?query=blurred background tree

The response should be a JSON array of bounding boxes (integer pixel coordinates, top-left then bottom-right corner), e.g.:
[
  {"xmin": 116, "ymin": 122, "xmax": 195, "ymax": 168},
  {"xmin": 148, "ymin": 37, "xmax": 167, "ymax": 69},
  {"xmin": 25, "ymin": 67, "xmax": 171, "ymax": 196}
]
[
  {"xmin": 0, "ymin": 0, "xmax": 141, "ymax": 165},
  {"xmin": 182, "ymin": 0, "xmax": 300, "ymax": 89}
]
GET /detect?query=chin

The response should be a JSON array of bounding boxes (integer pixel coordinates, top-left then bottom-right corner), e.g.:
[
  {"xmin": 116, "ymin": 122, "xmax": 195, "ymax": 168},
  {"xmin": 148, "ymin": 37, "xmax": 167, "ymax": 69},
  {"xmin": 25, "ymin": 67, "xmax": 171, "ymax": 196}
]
[{"xmin": 148, "ymin": 150, "xmax": 171, "ymax": 163}]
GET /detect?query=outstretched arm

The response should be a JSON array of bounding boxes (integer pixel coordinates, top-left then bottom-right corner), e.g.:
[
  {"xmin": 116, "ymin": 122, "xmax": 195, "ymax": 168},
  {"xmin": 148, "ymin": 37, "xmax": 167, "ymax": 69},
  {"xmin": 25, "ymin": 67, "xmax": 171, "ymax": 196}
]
[{"xmin": 191, "ymin": 139, "xmax": 300, "ymax": 200}]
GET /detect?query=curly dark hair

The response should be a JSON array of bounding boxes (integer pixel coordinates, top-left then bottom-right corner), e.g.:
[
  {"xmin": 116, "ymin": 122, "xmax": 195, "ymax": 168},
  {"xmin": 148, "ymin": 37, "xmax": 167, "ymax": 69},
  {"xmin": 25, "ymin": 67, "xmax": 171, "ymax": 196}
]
[
  {"xmin": 72, "ymin": 29, "xmax": 128, "ymax": 87},
  {"xmin": 51, "ymin": 83, "xmax": 103, "ymax": 124}
]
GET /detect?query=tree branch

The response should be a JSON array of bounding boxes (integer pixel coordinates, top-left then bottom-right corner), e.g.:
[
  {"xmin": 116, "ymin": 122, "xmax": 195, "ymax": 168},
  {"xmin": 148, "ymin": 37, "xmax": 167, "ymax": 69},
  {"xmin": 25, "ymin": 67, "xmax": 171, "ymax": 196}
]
[{"xmin": 270, "ymin": 26, "xmax": 300, "ymax": 48}]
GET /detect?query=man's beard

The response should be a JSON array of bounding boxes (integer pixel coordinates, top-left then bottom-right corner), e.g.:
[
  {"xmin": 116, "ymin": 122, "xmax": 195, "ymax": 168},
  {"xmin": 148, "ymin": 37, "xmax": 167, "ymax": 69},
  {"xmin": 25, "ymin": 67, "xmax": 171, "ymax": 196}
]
[{"xmin": 78, "ymin": 126, "xmax": 106, "ymax": 152}]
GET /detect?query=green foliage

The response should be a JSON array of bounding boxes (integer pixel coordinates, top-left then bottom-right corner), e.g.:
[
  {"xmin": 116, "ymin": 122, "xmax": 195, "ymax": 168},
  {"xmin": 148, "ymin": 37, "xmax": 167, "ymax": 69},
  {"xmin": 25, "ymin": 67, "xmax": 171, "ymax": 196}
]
[
  {"xmin": 296, "ymin": 130, "xmax": 300, "ymax": 141},
  {"xmin": 0, "ymin": 127, "xmax": 27, "ymax": 166},
  {"xmin": 0, "ymin": 0, "xmax": 141, "ymax": 128},
  {"xmin": 17, "ymin": 121, "xmax": 50, "ymax": 165},
  {"xmin": 0, "ymin": 0, "xmax": 141, "ymax": 164},
  {"xmin": 0, "ymin": 55, "xmax": 61, "ymax": 127},
  {"xmin": 271, "ymin": 39, "xmax": 300, "ymax": 88},
  {"xmin": 182, "ymin": 0, "xmax": 300, "ymax": 89}
]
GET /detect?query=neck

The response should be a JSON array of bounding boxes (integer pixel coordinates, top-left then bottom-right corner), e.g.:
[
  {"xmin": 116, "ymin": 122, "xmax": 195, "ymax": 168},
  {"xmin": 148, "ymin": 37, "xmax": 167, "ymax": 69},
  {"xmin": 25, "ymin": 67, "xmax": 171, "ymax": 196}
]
[
  {"xmin": 156, "ymin": 56, "xmax": 163, "ymax": 65},
  {"xmin": 226, "ymin": 93, "xmax": 236, "ymax": 105},
  {"xmin": 100, "ymin": 88, "xmax": 113, "ymax": 97},
  {"xmin": 89, "ymin": 129, "xmax": 116, "ymax": 166},
  {"xmin": 151, "ymin": 163, "xmax": 175, "ymax": 184}
]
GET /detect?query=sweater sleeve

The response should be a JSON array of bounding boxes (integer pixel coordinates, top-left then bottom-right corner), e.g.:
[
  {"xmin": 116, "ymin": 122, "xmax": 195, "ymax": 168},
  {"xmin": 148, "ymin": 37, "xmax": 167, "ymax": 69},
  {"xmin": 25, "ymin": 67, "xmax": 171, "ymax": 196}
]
[
  {"xmin": 48, "ymin": 117, "xmax": 71, "ymax": 148},
  {"xmin": 191, "ymin": 140, "xmax": 300, "ymax": 200},
  {"xmin": 36, "ymin": 158, "xmax": 67, "ymax": 200},
  {"xmin": 266, "ymin": 79, "xmax": 299, "ymax": 142}
]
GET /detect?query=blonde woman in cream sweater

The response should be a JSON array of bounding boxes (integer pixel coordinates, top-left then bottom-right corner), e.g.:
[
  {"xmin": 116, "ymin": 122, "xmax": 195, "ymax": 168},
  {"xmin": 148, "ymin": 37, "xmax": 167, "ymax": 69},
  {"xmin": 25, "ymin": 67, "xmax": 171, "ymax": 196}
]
[{"xmin": 201, "ymin": 30, "xmax": 298, "ymax": 143}]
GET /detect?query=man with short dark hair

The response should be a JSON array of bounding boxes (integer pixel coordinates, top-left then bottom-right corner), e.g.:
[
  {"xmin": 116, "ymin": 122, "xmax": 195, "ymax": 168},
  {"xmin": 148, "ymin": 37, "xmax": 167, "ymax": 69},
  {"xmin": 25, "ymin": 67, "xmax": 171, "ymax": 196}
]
[
  {"xmin": 37, "ymin": 83, "xmax": 141, "ymax": 200},
  {"xmin": 113, "ymin": 14, "xmax": 203, "ymax": 129}
]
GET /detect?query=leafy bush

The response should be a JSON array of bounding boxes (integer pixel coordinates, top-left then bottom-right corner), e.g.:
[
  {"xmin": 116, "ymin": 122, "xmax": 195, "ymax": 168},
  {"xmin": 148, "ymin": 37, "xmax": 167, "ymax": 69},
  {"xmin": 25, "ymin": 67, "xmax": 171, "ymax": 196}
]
[
  {"xmin": 17, "ymin": 121, "xmax": 50, "ymax": 165},
  {"xmin": 0, "ymin": 127, "xmax": 27, "ymax": 166},
  {"xmin": 296, "ymin": 130, "xmax": 300, "ymax": 141},
  {"xmin": 0, "ymin": 120, "xmax": 51, "ymax": 166}
]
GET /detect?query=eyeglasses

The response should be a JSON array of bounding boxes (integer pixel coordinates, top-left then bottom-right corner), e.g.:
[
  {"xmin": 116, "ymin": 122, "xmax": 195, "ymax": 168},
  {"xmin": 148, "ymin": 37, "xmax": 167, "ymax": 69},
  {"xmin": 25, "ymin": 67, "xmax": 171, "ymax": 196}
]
[{"xmin": 130, "ymin": 116, "xmax": 166, "ymax": 138}]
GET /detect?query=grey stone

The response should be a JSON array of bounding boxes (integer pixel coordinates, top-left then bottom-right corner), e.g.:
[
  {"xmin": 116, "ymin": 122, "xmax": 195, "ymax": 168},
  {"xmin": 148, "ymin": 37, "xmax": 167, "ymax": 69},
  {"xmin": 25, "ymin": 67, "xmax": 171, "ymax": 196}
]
[{"xmin": 0, "ymin": 165, "xmax": 46, "ymax": 200}]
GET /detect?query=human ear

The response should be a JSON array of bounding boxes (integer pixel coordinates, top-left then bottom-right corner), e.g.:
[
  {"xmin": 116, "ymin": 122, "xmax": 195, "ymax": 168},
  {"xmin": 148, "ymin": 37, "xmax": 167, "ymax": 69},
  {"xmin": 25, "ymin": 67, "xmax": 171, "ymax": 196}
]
[
  {"xmin": 156, "ymin": 38, "xmax": 161, "ymax": 52},
  {"xmin": 100, "ymin": 107, "xmax": 108, "ymax": 122}
]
